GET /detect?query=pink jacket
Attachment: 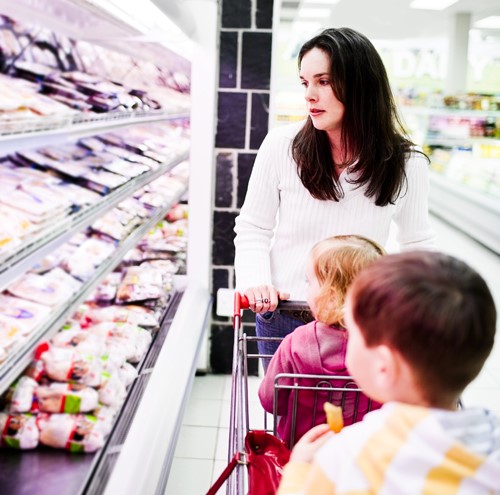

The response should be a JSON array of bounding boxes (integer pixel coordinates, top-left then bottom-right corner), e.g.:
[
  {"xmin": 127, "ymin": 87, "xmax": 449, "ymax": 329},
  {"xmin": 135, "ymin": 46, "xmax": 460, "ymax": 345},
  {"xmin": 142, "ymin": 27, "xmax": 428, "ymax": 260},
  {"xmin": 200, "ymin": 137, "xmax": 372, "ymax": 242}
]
[{"xmin": 258, "ymin": 320, "xmax": 380, "ymax": 446}]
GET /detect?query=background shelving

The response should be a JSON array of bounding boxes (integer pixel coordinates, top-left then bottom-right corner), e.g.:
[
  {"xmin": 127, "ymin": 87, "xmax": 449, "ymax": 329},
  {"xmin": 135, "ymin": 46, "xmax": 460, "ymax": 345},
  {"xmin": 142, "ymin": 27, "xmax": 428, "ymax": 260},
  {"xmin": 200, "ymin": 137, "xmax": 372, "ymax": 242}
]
[{"xmin": 401, "ymin": 104, "xmax": 500, "ymax": 254}]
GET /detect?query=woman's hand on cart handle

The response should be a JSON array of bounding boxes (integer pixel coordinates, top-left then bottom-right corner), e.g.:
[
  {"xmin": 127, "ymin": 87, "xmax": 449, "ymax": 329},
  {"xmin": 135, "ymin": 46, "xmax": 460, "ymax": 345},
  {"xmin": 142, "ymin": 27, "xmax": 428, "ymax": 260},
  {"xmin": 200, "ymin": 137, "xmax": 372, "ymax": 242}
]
[{"xmin": 243, "ymin": 285, "xmax": 289, "ymax": 313}]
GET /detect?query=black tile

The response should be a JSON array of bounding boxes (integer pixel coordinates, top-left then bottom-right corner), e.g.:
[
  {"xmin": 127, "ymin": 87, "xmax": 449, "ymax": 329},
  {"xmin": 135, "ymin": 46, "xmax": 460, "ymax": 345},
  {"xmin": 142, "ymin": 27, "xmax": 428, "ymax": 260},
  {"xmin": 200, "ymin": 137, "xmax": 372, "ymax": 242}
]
[
  {"xmin": 222, "ymin": 0, "xmax": 251, "ymax": 28},
  {"xmin": 215, "ymin": 152, "xmax": 234, "ymax": 207},
  {"xmin": 237, "ymin": 153, "xmax": 256, "ymax": 208},
  {"xmin": 215, "ymin": 92, "xmax": 247, "ymax": 149},
  {"xmin": 250, "ymin": 92, "xmax": 269, "ymax": 149},
  {"xmin": 219, "ymin": 31, "xmax": 238, "ymax": 88},
  {"xmin": 241, "ymin": 32, "xmax": 272, "ymax": 90},
  {"xmin": 212, "ymin": 267, "xmax": 230, "ymax": 296},
  {"xmin": 210, "ymin": 323, "xmax": 234, "ymax": 373},
  {"xmin": 256, "ymin": 0, "xmax": 274, "ymax": 29},
  {"xmin": 212, "ymin": 210, "xmax": 237, "ymax": 265},
  {"xmin": 209, "ymin": 322, "xmax": 258, "ymax": 375}
]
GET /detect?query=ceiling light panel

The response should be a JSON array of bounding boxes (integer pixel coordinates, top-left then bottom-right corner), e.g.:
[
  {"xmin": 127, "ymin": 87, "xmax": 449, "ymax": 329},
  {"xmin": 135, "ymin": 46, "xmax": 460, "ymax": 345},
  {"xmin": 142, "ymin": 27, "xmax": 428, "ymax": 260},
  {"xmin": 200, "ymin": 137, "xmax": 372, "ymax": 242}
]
[
  {"xmin": 410, "ymin": 0, "xmax": 458, "ymax": 10},
  {"xmin": 298, "ymin": 7, "xmax": 331, "ymax": 18},
  {"xmin": 474, "ymin": 16, "xmax": 500, "ymax": 29},
  {"xmin": 302, "ymin": 0, "xmax": 340, "ymax": 4},
  {"xmin": 292, "ymin": 20, "xmax": 322, "ymax": 32}
]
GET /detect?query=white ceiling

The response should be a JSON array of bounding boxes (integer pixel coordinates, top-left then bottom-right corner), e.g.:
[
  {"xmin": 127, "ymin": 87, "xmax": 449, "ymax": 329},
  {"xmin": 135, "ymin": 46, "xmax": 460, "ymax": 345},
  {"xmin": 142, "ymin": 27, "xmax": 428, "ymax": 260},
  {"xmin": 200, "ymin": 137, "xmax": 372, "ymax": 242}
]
[{"xmin": 280, "ymin": 0, "xmax": 500, "ymax": 41}]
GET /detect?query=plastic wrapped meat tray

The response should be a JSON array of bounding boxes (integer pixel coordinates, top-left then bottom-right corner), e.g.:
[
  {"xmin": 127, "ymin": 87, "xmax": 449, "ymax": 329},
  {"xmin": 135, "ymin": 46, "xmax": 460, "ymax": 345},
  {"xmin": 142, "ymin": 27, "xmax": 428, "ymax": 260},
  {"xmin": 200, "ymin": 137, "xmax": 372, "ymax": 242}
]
[
  {"xmin": 0, "ymin": 294, "xmax": 51, "ymax": 337},
  {"xmin": 7, "ymin": 268, "xmax": 82, "ymax": 307}
]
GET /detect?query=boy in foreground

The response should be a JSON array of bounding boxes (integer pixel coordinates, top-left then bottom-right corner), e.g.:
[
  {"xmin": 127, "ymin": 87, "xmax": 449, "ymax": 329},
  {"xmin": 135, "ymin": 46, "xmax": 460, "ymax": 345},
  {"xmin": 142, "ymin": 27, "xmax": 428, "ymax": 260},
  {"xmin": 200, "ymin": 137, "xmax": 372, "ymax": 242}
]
[{"xmin": 278, "ymin": 251, "xmax": 500, "ymax": 494}]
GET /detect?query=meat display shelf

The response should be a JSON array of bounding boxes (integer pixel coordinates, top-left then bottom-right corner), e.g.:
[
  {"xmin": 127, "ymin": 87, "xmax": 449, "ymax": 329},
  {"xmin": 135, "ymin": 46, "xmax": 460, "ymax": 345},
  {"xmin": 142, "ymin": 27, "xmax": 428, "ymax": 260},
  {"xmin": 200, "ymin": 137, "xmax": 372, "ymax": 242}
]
[
  {"xmin": 0, "ymin": 282, "xmax": 212, "ymax": 495},
  {"xmin": 0, "ymin": 150, "xmax": 189, "ymax": 290},
  {"xmin": 0, "ymin": 184, "xmax": 188, "ymax": 395},
  {"xmin": 0, "ymin": 111, "xmax": 190, "ymax": 155}
]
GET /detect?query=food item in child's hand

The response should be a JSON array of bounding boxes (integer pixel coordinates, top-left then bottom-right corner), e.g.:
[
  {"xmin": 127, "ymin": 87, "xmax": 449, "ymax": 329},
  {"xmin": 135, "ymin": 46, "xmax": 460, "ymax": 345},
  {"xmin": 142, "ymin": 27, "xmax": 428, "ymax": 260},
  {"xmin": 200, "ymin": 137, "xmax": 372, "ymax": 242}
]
[{"xmin": 324, "ymin": 402, "xmax": 343, "ymax": 433}]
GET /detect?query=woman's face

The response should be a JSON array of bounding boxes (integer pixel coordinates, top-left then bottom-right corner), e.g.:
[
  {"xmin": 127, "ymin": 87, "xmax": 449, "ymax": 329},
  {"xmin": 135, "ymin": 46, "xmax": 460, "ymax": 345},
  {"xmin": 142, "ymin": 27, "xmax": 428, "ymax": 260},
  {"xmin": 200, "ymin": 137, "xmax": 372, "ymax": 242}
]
[{"xmin": 299, "ymin": 47, "xmax": 344, "ymax": 136}]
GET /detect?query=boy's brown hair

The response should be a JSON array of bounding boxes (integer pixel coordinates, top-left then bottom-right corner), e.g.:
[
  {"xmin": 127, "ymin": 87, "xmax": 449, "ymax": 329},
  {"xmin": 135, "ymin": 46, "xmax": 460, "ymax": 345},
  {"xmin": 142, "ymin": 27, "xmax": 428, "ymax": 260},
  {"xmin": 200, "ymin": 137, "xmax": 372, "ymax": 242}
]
[
  {"xmin": 348, "ymin": 251, "xmax": 497, "ymax": 405},
  {"xmin": 311, "ymin": 235, "xmax": 385, "ymax": 326}
]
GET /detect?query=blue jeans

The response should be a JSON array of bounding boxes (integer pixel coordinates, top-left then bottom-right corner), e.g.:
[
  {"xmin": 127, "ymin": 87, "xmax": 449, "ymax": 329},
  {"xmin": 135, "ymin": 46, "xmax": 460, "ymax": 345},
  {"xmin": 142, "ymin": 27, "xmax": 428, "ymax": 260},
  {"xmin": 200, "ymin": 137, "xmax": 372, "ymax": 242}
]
[{"xmin": 255, "ymin": 311, "xmax": 304, "ymax": 370}]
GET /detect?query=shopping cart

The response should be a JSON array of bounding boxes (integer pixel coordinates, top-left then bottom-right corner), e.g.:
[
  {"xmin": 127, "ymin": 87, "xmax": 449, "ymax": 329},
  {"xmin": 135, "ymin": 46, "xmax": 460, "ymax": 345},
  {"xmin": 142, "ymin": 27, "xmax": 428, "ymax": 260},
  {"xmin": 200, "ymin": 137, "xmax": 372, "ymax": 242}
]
[
  {"xmin": 205, "ymin": 293, "xmax": 299, "ymax": 495},
  {"xmin": 208, "ymin": 292, "xmax": 374, "ymax": 495}
]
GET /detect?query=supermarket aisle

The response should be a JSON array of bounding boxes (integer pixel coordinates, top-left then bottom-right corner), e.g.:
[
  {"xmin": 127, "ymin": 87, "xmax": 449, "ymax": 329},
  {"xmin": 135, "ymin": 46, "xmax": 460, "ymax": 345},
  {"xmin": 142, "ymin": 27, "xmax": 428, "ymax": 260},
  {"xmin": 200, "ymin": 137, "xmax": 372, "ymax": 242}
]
[{"xmin": 165, "ymin": 214, "xmax": 500, "ymax": 495}]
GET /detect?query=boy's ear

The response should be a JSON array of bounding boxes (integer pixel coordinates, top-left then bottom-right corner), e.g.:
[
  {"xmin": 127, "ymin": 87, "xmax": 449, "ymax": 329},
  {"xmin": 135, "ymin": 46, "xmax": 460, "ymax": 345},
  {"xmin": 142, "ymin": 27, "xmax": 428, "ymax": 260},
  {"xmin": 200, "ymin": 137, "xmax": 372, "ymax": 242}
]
[
  {"xmin": 373, "ymin": 345, "xmax": 420, "ymax": 404},
  {"xmin": 373, "ymin": 345, "xmax": 400, "ymax": 392}
]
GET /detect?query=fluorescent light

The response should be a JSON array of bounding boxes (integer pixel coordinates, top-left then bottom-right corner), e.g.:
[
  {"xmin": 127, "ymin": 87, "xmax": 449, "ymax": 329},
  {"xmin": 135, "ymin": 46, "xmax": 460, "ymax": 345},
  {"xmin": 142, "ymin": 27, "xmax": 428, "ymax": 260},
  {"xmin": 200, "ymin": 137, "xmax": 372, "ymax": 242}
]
[
  {"xmin": 298, "ymin": 7, "xmax": 331, "ymax": 18},
  {"xmin": 410, "ymin": 0, "xmax": 458, "ymax": 10},
  {"xmin": 302, "ymin": 0, "xmax": 340, "ymax": 4},
  {"xmin": 474, "ymin": 16, "xmax": 500, "ymax": 29},
  {"xmin": 292, "ymin": 21, "xmax": 322, "ymax": 33},
  {"xmin": 90, "ymin": 0, "xmax": 194, "ymax": 58}
]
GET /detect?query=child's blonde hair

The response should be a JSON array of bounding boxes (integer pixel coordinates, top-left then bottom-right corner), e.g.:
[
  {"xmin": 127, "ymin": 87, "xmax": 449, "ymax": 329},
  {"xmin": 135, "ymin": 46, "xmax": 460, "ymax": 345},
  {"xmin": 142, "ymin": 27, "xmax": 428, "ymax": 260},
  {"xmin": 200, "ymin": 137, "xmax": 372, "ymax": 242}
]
[{"xmin": 311, "ymin": 235, "xmax": 385, "ymax": 326}]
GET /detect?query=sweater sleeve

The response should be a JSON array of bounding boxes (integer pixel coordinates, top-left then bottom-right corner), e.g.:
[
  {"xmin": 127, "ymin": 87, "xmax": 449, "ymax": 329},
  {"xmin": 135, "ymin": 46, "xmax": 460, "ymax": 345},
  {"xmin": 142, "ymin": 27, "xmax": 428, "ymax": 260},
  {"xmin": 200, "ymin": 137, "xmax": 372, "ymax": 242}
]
[
  {"xmin": 277, "ymin": 462, "xmax": 335, "ymax": 495},
  {"xmin": 233, "ymin": 128, "xmax": 284, "ymax": 291},
  {"xmin": 393, "ymin": 152, "xmax": 436, "ymax": 250}
]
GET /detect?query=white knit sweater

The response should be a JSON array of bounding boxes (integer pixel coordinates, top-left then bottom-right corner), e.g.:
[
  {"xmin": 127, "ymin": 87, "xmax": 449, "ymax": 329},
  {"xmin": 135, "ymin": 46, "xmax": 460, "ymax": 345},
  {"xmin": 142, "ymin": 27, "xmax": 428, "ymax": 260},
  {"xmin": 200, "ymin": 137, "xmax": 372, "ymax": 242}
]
[{"xmin": 234, "ymin": 121, "xmax": 435, "ymax": 300}]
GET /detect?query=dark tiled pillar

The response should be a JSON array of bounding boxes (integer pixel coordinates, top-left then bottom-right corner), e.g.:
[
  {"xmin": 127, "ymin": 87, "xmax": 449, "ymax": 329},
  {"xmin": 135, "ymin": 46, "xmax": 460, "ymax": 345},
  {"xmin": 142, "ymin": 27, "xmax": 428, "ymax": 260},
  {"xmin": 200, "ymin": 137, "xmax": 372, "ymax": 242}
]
[{"xmin": 210, "ymin": 0, "xmax": 274, "ymax": 374}]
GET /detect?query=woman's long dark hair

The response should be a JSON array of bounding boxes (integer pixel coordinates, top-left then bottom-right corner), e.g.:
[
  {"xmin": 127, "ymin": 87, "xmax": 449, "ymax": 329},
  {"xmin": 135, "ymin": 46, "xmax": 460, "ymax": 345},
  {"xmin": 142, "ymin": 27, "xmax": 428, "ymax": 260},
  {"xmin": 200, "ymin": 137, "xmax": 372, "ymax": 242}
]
[{"xmin": 292, "ymin": 27, "xmax": 427, "ymax": 206}]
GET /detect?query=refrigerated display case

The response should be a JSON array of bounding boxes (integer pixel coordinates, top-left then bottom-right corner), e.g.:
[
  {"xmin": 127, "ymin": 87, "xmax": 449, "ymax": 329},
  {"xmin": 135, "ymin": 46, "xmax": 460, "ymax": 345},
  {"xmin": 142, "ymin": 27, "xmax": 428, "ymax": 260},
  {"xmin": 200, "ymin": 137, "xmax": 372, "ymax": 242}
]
[
  {"xmin": 0, "ymin": 1, "xmax": 214, "ymax": 493},
  {"xmin": 402, "ymin": 104, "xmax": 500, "ymax": 254}
]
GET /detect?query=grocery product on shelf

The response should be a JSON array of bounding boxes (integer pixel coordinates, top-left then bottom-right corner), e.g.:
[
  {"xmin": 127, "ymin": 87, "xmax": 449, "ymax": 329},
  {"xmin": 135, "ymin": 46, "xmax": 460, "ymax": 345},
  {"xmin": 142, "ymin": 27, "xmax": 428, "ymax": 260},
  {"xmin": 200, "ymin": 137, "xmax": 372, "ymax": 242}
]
[
  {"xmin": 400, "ymin": 100, "xmax": 500, "ymax": 199},
  {"xmin": 0, "ymin": 203, "xmax": 190, "ymax": 454},
  {"xmin": 0, "ymin": 5, "xmax": 200, "ymax": 494}
]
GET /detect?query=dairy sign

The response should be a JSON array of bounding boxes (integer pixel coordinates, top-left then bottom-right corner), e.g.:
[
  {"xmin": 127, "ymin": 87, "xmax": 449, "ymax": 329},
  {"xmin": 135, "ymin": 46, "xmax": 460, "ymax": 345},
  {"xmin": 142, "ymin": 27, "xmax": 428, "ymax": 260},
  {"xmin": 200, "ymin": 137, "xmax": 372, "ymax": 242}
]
[{"xmin": 375, "ymin": 36, "xmax": 500, "ymax": 91}]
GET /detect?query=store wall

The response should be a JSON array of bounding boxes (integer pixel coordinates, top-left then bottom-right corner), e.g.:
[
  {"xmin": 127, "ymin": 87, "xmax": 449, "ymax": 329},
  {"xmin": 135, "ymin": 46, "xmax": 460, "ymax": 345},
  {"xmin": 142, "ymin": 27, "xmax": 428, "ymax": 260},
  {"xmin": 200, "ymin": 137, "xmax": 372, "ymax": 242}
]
[{"xmin": 210, "ymin": 0, "xmax": 275, "ymax": 373}]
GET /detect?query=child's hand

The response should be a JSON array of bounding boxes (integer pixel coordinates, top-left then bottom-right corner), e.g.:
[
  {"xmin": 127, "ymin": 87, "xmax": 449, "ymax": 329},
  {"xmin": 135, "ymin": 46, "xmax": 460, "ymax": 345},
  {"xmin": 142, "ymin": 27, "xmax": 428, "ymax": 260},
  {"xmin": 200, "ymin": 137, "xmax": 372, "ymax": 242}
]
[{"xmin": 289, "ymin": 424, "xmax": 332, "ymax": 463}]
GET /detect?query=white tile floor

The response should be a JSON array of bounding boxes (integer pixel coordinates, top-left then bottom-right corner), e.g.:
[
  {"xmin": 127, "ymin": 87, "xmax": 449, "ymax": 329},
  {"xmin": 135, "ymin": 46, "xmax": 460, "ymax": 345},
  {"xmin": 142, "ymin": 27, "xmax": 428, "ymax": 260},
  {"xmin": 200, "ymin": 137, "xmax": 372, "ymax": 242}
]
[{"xmin": 165, "ymin": 214, "xmax": 500, "ymax": 495}]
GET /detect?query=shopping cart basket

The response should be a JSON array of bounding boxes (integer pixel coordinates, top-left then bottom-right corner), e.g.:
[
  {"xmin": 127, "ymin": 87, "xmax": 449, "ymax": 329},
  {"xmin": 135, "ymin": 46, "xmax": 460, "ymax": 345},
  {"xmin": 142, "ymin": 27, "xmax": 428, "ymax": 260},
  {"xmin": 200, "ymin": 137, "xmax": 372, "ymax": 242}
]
[
  {"xmin": 207, "ymin": 292, "xmax": 372, "ymax": 495},
  {"xmin": 207, "ymin": 293, "xmax": 310, "ymax": 495}
]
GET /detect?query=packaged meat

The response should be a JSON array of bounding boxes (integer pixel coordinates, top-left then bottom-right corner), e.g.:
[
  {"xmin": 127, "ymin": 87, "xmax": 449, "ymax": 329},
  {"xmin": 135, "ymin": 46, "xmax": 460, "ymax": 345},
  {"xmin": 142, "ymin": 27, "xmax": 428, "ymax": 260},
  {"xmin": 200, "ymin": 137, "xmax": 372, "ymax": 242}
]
[
  {"xmin": 51, "ymin": 328, "xmax": 107, "ymax": 357},
  {"xmin": 87, "ymin": 271, "xmax": 122, "ymax": 303},
  {"xmin": 39, "ymin": 347, "xmax": 103, "ymax": 387},
  {"xmin": 91, "ymin": 208, "xmax": 140, "ymax": 241},
  {"xmin": 117, "ymin": 362, "xmax": 138, "ymax": 387},
  {"xmin": 0, "ymin": 413, "xmax": 39, "ymax": 449},
  {"xmin": 62, "ymin": 238, "xmax": 116, "ymax": 280},
  {"xmin": 91, "ymin": 405, "xmax": 117, "ymax": 436},
  {"xmin": 3, "ymin": 376, "xmax": 38, "ymax": 413},
  {"xmin": 80, "ymin": 304, "xmax": 159, "ymax": 328},
  {"xmin": 166, "ymin": 203, "xmax": 188, "ymax": 222},
  {"xmin": 38, "ymin": 413, "xmax": 105, "ymax": 453},
  {"xmin": 36, "ymin": 382, "xmax": 99, "ymax": 413},
  {"xmin": 23, "ymin": 360, "xmax": 45, "ymax": 382},
  {"xmin": 7, "ymin": 267, "xmax": 82, "ymax": 307},
  {"xmin": 116, "ymin": 265, "xmax": 166, "ymax": 303},
  {"xmin": 98, "ymin": 374, "xmax": 126, "ymax": 409},
  {"xmin": 87, "ymin": 321, "xmax": 152, "ymax": 363},
  {"xmin": 80, "ymin": 169, "xmax": 128, "ymax": 194},
  {"xmin": 117, "ymin": 197, "xmax": 151, "ymax": 219},
  {"xmin": 0, "ymin": 295, "xmax": 51, "ymax": 336}
]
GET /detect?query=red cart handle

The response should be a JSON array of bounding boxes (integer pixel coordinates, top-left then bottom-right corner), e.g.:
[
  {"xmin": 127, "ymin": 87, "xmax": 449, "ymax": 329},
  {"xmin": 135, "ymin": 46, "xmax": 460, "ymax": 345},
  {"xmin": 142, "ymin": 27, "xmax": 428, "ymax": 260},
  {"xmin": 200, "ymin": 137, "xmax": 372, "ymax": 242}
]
[{"xmin": 233, "ymin": 292, "xmax": 249, "ymax": 318}]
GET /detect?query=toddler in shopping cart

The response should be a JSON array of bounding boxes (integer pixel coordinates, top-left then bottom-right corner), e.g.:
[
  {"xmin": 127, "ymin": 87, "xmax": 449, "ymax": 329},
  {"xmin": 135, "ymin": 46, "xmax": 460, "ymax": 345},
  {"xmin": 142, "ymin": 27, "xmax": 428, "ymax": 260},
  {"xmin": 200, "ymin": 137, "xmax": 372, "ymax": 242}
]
[
  {"xmin": 277, "ymin": 251, "xmax": 500, "ymax": 494},
  {"xmin": 258, "ymin": 235, "xmax": 385, "ymax": 447}
]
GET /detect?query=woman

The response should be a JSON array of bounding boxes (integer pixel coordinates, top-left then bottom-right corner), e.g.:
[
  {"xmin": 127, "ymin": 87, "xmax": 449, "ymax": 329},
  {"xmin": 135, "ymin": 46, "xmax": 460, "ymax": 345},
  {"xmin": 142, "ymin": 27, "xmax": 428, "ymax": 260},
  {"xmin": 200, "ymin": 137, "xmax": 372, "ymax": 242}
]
[{"xmin": 234, "ymin": 27, "xmax": 435, "ymax": 360}]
